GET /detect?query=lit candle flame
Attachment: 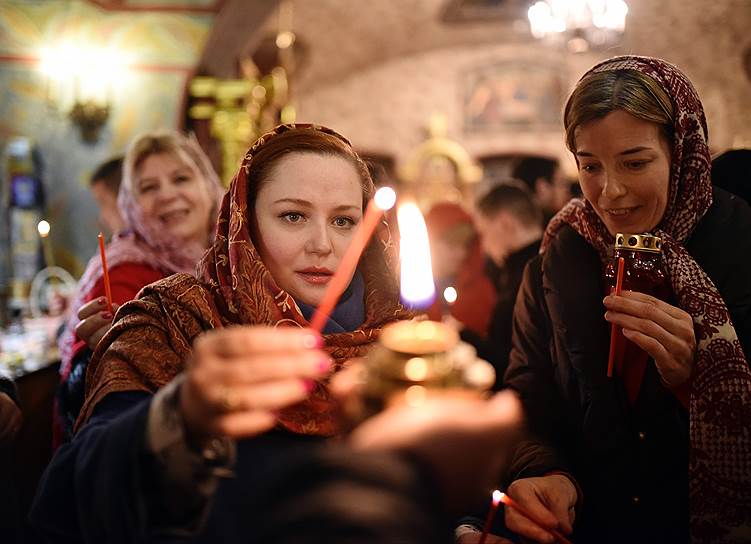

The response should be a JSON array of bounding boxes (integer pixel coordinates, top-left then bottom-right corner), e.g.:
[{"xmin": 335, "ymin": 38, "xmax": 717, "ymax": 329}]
[
  {"xmin": 443, "ymin": 286, "xmax": 457, "ymax": 304},
  {"xmin": 37, "ymin": 220, "xmax": 51, "ymax": 237},
  {"xmin": 397, "ymin": 202, "xmax": 435, "ymax": 308},
  {"xmin": 493, "ymin": 490, "xmax": 503, "ymax": 504}
]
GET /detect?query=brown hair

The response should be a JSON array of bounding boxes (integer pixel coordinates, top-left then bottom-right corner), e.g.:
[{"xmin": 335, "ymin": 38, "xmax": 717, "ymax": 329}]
[
  {"xmin": 246, "ymin": 129, "xmax": 374, "ymax": 209},
  {"xmin": 564, "ymin": 69, "xmax": 674, "ymax": 153},
  {"xmin": 90, "ymin": 156, "xmax": 123, "ymax": 194},
  {"xmin": 476, "ymin": 180, "xmax": 543, "ymax": 229}
]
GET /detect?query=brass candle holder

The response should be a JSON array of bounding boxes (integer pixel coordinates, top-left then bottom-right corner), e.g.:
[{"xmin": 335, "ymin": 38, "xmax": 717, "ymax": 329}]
[{"xmin": 359, "ymin": 319, "xmax": 495, "ymax": 418}]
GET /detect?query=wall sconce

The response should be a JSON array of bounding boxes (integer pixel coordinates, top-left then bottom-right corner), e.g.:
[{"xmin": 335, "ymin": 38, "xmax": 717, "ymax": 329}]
[{"xmin": 39, "ymin": 43, "xmax": 128, "ymax": 143}]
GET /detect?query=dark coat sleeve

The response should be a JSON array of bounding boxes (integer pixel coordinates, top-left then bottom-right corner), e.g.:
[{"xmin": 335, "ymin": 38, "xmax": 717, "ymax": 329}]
[
  {"xmin": 503, "ymin": 256, "xmax": 570, "ymax": 480},
  {"xmin": 30, "ymin": 391, "xmax": 154, "ymax": 544}
]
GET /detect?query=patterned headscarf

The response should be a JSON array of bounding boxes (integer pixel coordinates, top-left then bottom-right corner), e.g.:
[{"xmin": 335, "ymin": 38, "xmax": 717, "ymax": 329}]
[
  {"xmin": 59, "ymin": 132, "xmax": 224, "ymax": 380},
  {"xmin": 544, "ymin": 56, "xmax": 751, "ymax": 541},
  {"xmin": 79, "ymin": 124, "xmax": 411, "ymax": 436}
]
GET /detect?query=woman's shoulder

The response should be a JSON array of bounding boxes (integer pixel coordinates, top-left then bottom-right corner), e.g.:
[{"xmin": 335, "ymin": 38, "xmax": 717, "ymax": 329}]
[{"xmin": 125, "ymin": 273, "xmax": 224, "ymax": 331}]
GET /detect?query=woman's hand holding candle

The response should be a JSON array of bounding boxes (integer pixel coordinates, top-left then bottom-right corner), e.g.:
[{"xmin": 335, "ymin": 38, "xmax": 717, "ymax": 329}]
[
  {"xmin": 180, "ymin": 326, "xmax": 331, "ymax": 447},
  {"xmin": 75, "ymin": 297, "xmax": 120, "ymax": 350},
  {"xmin": 504, "ymin": 475, "xmax": 577, "ymax": 543},
  {"xmin": 604, "ymin": 290, "xmax": 696, "ymax": 387}
]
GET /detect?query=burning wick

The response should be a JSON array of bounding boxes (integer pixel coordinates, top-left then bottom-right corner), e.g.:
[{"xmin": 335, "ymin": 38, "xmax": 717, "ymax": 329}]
[
  {"xmin": 37, "ymin": 220, "xmax": 55, "ymax": 268},
  {"xmin": 498, "ymin": 492, "xmax": 574, "ymax": 544},
  {"xmin": 97, "ymin": 232, "xmax": 114, "ymax": 314},
  {"xmin": 397, "ymin": 201, "xmax": 436, "ymax": 309},
  {"xmin": 607, "ymin": 256, "xmax": 625, "ymax": 378},
  {"xmin": 478, "ymin": 489, "xmax": 502, "ymax": 544},
  {"xmin": 310, "ymin": 187, "xmax": 396, "ymax": 333},
  {"xmin": 443, "ymin": 286, "xmax": 457, "ymax": 304}
]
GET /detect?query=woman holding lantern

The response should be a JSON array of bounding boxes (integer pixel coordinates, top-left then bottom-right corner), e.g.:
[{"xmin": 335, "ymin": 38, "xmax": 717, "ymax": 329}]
[
  {"xmin": 472, "ymin": 57, "xmax": 751, "ymax": 544},
  {"xmin": 33, "ymin": 124, "xmax": 522, "ymax": 542},
  {"xmin": 56, "ymin": 130, "xmax": 224, "ymax": 442}
]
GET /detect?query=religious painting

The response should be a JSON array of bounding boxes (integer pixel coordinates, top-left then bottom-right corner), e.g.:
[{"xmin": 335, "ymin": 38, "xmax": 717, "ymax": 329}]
[{"xmin": 463, "ymin": 61, "xmax": 565, "ymax": 132}]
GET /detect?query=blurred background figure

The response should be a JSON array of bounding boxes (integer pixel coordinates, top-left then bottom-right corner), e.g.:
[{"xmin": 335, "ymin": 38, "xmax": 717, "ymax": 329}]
[
  {"xmin": 89, "ymin": 156, "xmax": 127, "ymax": 238},
  {"xmin": 425, "ymin": 201, "xmax": 496, "ymax": 340},
  {"xmin": 511, "ymin": 157, "xmax": 573, "ymax": 225},
  {"xmin": 712, "ymin": 148, "xmax": 751, "ymax": 206},
  {"xmin": 472, "ymin": 182, "xmax": 543, "ymax": 387},
  {"xmin": 55, "ymin": 131, "xmax": 223, "ymax": 444}
]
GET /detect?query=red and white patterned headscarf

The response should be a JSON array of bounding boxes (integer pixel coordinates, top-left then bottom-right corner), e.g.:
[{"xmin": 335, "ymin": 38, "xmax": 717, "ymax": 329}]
[{"xmin": 544, "ymin": 56, "xmax": 751, "ymax": 542}]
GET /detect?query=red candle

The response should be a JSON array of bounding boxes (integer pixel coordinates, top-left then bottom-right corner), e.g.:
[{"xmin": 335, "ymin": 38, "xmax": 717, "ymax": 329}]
[
  {"xmin": 98, "ymin": 232, "xmax": 114, "ymax": 314},
  {"xmin": 478, "ymin": 489, "xmax": 502, "ymax": 544},
  {"xmin": 310, "ymin": 187, "xmax": 396, "ymax": 333},
  {"xmin": 607, "ymin": 256, "xmax": 625, "ymax": 377},
  {"xmin": 499, "ymin": 492, "xmax": 574, "ymax": 544}
]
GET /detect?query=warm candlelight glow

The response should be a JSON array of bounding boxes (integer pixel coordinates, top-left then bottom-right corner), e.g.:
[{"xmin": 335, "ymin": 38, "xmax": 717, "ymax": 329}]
[
  {"xmin": 498, "ymin": 491, "xmax": 573, "ymax": 544},
  {"xmin": 479, "ymin": 489, "xmax": 504, "ymax": 544},
  {"xmin": 443, "ymin": 286, "xmax": 457, "ymax": 304},
  {"xmin": 404, "ymin": 357, "xmax": 429, "ymax": 381},
  {"xmin": 397, "ymin": 202, "xmax": 436, "ymax": 308},
  {"xmin": 37, "ymin": 220, "xmax": 51, "ymax": 237},
  {"xmin": 374, "ymin": 186, "xmax": 397, "ymax": 210}
]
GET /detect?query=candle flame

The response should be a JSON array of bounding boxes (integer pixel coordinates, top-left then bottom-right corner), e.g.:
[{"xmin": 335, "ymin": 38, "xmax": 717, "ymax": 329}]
[
  {"xmin": 443, "ymin": 286, "xmax": 457, "ymax": 304},
  {"xmin": 374, "ymin": 186, "xmax": 396, "ymax": 210},
  {"xmin": 493, "ymin": 490, "xmax": 503, "ymax": 504},
  {"xmin": 37, "ymin": 220, "xmax": 51, "ymax": 237},
  {"xmin": 397, "ymin": 202, "xmax": 435, "ymax": 308}
]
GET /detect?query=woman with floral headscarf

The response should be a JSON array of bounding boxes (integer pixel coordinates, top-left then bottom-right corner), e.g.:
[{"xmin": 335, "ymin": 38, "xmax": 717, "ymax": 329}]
[
  {"xmin": 56, "ymin": 131, "xmax": 224, "ymax": 442},
  {"xmin": 460, "ymin": 57, "xmax": 751, "ymax": 544},
  {"xmin": 32, "ymin": 124, "xmax": 417, "ymax": 541}
]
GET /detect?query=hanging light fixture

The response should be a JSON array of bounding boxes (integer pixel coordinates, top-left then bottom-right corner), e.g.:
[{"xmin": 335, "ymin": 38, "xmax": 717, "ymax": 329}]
[{"xmin": 527, "ymin": 0, "xmax": 628, "ymax": 53}]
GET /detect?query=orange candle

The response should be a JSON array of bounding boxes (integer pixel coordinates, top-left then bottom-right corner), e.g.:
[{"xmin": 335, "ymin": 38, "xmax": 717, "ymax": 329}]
[
  {"xmin": 478, "ymin": 489, "xmax": 502, "ymax": 544},
  {"xmin": 98, "ymin": 232, "xmax": 114, "ymax": 314},
  {"xmin": 607, "ymin": 256, "xmax": 625, "ymax": 378},
  {"xmin": 310, "ymin": 187, "xmax": 396, "ymax": 333},
  {"xmin": 499, "ymin": 492, "xmax": 574, "ymax": 544}
]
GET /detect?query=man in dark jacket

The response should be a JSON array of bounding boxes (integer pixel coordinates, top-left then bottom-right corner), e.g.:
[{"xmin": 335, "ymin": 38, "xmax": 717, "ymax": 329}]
[{"xmin": 468, "ymin": 182, "xmax": 543, "ymax": 387}]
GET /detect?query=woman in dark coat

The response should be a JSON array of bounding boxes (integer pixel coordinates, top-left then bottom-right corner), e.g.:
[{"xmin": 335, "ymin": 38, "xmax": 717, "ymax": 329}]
[{"xmin": 495, "ymin": 57, "xmax": 751, "ymax": 544}]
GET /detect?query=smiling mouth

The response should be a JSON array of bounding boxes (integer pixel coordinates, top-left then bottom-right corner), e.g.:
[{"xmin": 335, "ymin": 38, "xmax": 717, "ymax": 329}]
[
  {"xmin": 604, "ymin": 206, "xmax": 640, "ymax": 217},
  {"xmin": 159, "ymin": 210, "xmax": 189, "ymax": 224}
]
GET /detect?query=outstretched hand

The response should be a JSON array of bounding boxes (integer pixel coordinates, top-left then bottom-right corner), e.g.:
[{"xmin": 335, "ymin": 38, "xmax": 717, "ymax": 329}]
[{"xmin": 180, "ymin": 326, "xmax": 331, "ymax": 446}]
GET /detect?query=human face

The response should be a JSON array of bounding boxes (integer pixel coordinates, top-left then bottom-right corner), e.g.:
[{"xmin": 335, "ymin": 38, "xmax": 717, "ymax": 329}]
[
  {"xmin": 252, "ymin": 153, "xmax": 364, "ymax": 307},
  {"xmin": 476, "ymin": 211, "xmax": 511, "ymax": 267},
  {"xmin": 91, "ymin": 181, "xmax": 126, "ymax": 235},
  {"xmin": 134, "ymin": 152, "xmax": 213, "ymax": 247},
  {"xmin": 574, "ymin": 110, "xmax": 671, "ymax": 236}
]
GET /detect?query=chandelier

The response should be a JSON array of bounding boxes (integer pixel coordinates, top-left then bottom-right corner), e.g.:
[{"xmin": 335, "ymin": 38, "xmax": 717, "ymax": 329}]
[{"xmin": 527, "ymin": 0, "xmax": 629, "ymax": 53}]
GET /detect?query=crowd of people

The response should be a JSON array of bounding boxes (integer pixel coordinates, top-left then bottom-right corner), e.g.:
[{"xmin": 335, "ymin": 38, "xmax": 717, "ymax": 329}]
[{"xmin": 0, "ymin": 54, "xmax": 749, "ymax": 544}]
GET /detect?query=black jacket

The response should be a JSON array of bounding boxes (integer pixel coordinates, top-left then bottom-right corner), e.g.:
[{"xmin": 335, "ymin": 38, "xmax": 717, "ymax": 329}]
[{"xmin": 504, "ymin": 188, "xmax": 751, "ymax": 543}]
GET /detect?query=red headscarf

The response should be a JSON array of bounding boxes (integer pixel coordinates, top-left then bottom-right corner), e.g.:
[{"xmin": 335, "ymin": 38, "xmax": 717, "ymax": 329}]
[{"xmin": 544, "ymin": 56, "xmax": 751, "ymax": 541}]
